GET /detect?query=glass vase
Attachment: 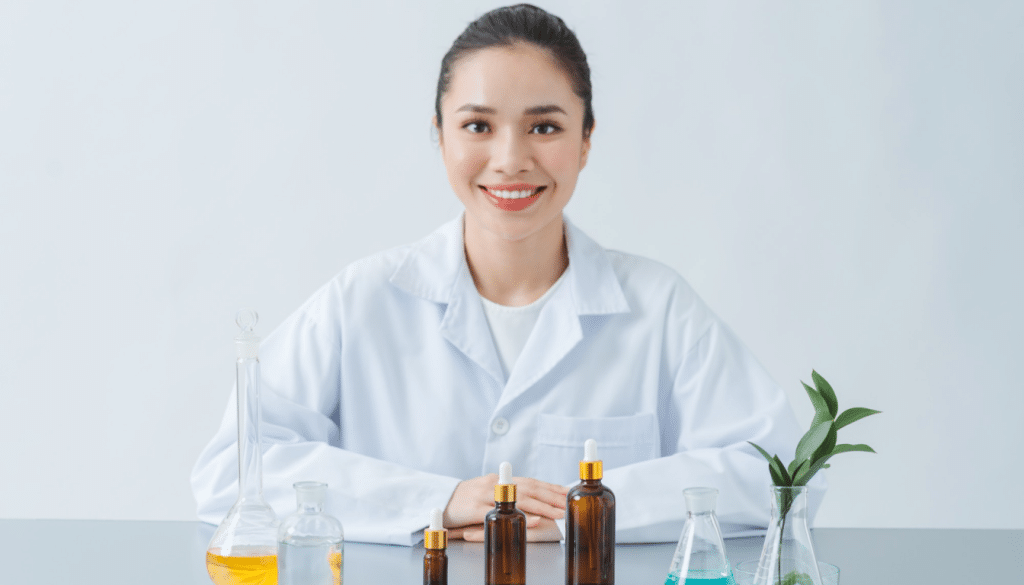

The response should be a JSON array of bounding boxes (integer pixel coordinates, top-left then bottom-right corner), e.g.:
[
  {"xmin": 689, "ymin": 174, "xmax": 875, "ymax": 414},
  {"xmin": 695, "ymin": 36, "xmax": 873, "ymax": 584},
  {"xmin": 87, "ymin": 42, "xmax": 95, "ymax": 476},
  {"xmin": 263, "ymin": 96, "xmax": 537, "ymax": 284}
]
[{"xmin": 752, "ymin": 486, "xmax": 823, "ymax": 585}]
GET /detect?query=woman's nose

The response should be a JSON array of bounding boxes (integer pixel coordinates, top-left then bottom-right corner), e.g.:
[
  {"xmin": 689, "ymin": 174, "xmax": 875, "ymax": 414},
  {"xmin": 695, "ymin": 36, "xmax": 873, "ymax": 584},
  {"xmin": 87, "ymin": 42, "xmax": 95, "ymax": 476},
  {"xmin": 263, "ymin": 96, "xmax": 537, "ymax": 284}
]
[{"xmin": 490, "ymin": 130, "xmax": 533, "ymax": 175}]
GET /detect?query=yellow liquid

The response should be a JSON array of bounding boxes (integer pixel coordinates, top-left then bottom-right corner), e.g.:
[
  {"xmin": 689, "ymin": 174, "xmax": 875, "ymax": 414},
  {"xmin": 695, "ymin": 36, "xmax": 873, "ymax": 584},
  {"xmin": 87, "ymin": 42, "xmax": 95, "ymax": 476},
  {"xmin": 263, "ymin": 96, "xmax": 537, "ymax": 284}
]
[
  {"xmin": 206, "ymin": 547, "xmax": 278, "ymax": 585},
  {"xmin": 329, "ymin": 549, "xmax": 343, "ymax": 585}
]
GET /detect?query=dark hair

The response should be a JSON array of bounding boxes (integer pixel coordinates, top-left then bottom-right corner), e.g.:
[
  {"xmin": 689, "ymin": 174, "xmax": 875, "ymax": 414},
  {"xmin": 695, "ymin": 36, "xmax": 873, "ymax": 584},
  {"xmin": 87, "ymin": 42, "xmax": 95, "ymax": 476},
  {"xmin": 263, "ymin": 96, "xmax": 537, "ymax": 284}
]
[{"xmin": 435, "ymin": 4, "xmax": 594, "ymax": 138}]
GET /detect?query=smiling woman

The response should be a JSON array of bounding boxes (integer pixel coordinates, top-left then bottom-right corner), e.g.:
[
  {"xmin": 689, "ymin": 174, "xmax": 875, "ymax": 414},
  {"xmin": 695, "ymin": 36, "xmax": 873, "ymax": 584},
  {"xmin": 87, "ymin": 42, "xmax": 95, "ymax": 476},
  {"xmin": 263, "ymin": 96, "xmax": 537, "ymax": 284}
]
[{"xmin": 191, "ymin": 3, "xmax": 819, "ymax": 547}]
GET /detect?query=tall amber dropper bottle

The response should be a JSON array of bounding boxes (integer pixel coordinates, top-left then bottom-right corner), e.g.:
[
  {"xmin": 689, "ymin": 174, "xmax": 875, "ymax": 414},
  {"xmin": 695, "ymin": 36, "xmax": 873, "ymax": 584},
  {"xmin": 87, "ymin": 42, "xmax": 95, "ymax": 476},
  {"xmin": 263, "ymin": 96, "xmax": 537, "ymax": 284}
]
[
  {"xmin": 485, "ymin": 462, "xmax": 527, "ymax": 585},
  {"xmin": 423, "ymin": 508, "xmax": 448, "ymax": 585},
  {"xmin": 566, "ymin": 439, "xmax": 615, "ymax": 585}
]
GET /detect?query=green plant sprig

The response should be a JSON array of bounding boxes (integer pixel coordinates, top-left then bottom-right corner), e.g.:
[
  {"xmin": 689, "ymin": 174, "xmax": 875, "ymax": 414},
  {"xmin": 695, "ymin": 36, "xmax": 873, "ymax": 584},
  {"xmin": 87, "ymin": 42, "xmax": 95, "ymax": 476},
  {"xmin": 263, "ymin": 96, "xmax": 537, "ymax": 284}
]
[{"xmin": 750, "ymin": 370, "xmax": 880, "ymax": 488}]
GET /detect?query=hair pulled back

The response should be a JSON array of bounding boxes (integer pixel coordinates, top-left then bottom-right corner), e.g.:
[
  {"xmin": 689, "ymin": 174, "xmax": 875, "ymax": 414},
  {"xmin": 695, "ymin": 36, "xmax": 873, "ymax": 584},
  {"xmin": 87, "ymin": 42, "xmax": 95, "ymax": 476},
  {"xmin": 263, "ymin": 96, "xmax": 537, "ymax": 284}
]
[{"xmin": 435, "ymin": 4, "xmax": 594, "ymax": 138}]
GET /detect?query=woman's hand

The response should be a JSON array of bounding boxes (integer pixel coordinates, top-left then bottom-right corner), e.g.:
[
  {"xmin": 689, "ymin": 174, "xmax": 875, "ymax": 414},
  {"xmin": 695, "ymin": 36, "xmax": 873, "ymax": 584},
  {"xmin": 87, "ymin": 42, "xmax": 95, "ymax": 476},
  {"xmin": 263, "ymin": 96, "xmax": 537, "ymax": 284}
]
[
  {"xmin": 443, "ymin": 473, "xmax": 568, "ymax": 532},
  {"xmin": 449, "ymin": 517, "xmax": 563, "ymax": 542}
]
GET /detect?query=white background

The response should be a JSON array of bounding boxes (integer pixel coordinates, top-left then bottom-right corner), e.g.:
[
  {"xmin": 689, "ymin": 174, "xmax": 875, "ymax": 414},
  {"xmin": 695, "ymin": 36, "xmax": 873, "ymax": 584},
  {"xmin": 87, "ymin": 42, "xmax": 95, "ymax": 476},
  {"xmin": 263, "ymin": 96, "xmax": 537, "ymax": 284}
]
[{"xmin": 1, "ymin": 0, "xmax": 1021, "ymax": 529}]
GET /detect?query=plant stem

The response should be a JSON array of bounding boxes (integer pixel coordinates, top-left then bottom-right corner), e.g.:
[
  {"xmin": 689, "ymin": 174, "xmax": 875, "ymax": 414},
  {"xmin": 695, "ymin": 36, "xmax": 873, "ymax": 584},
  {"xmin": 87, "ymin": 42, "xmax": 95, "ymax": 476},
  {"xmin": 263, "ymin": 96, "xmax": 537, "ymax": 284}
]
[{"xmin": 777, "ymin": 511, "xmax": 786, "ymax": 585}]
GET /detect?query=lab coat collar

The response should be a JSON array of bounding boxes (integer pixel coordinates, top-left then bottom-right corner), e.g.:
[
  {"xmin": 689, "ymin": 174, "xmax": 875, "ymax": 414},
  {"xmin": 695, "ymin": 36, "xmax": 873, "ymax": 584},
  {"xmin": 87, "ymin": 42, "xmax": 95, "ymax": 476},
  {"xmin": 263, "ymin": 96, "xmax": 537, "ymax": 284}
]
[
  {"xmin": 390, "ymin": 213, "xmax": 630, "ymax": 390},
  {"xmin": 389, "ymin": 213, "xmax": 631, "ymax": 317}
]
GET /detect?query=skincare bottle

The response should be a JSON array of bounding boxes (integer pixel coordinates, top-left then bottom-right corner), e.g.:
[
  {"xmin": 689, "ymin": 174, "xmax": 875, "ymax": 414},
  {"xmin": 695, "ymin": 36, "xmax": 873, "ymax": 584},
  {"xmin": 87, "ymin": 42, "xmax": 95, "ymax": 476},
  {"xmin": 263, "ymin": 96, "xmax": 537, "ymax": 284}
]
[
  {"xmin": 423, "ymin": 508, "xmax": 448, "ymax": 585},
  {"xmin": 566, "ymin": 439, "xmax": 615, "ymax": 585},
  {"xmin": 485, "ymin": 462, "xmax": 527, "ymax": 585}
]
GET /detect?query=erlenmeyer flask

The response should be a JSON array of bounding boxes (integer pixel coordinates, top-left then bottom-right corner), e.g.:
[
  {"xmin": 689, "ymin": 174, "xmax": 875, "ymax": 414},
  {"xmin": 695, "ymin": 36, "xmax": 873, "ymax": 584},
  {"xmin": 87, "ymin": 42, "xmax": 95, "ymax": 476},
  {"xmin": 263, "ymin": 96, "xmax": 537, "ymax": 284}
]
[
  {"xmin": 664, "ymin": 487, "xmax": 735, "ymax": 585},
  {"xmin": 206, "ymin": 309, "xmax": 280, "ymax": 585},
  {"xmin": 752, "ymin": 486, "xmax": 823, "ymax": 585}
]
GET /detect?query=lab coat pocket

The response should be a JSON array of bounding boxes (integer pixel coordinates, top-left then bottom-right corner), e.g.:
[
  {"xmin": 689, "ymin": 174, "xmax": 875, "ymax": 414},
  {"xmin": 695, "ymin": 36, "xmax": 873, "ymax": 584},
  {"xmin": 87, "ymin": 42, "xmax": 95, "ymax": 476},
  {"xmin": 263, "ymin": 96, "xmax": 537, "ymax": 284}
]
[{"xmin": 534, "ymin": 413, "xmax": 658, "ymax": 486}]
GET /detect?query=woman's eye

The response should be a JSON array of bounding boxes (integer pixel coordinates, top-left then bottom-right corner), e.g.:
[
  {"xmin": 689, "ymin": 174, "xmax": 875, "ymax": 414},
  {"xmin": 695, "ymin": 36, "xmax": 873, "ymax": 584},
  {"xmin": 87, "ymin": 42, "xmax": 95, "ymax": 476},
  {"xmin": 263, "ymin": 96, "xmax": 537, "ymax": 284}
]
[
  {"xmin": 531, "ymin": 123, "xmax": 561, "ymax": 135},
  {"xmin": 463, "ymin": 121, "xmax": 490, "ymax": 133}
]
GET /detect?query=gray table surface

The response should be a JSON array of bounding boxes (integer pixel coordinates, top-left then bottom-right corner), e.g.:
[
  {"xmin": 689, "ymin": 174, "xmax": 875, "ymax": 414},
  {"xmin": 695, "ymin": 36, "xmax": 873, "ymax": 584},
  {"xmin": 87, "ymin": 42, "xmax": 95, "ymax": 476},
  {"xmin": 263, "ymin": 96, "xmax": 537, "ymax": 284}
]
[{"xmin": 0, "ymin": 519, "xmax": 1019, "ymax": 584}]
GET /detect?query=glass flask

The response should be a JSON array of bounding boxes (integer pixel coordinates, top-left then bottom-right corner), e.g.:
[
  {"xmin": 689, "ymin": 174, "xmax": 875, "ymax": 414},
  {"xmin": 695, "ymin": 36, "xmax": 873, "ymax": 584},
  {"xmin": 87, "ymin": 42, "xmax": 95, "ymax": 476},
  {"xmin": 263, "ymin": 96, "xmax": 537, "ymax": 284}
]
[
  {"xmin": 752, "ymin": 486, "xmax": 823, "ymax": 585},
  {"xmin": 278, "ymin": 481, "xmax": 345, "ymax": 585},
  {"xmin": 206, "ymin": 310, "xmax": 280, "ymax": 585},
  {"xmin": 664, "ymin": 487, "xmax": 736, "ymax": 585}
]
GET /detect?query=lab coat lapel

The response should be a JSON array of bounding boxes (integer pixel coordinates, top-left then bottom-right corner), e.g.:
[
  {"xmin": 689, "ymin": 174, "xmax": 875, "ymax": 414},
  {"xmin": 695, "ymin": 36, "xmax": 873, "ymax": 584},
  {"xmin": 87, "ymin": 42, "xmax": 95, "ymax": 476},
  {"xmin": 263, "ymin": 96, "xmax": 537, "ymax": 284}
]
[
  {"xmin": 498, "ymin": 218, "xmax": 630, "ymax": 409},
  {"xmin": 390, "ymin": 215, "xmax": 505, "ymax": 387}
]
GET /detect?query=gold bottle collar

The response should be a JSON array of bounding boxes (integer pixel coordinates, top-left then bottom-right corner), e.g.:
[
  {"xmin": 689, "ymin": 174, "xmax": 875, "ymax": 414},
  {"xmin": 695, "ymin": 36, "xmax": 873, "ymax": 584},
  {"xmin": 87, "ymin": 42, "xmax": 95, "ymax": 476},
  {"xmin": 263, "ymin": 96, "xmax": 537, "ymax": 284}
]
[
  {"xmin": 494, "ymin": 483, "xmax": 517, "ymax": 503},
  {"xmin": 580, "ymin": 460, "xmax": 603, "ymax": 480},
  {"xmin": 424, "ymin": 529, "xmax": 447, "ymax": 550}
]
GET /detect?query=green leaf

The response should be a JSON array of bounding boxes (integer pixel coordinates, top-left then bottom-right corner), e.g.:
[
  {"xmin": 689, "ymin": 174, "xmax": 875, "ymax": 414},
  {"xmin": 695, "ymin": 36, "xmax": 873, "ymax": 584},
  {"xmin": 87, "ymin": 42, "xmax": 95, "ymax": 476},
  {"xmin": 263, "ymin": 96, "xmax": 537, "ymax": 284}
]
[
  {"xmin": 795, "ymin": 421, "xmax": 833, "ymax": 463},
  {"xmin": 811, "ymin": 370, "xmax": 839, "ymax": 418},
  {"xmin": 802, "ymin": 382, "xmax": 833, "ymax": 427},
  {"xmin": 835, "ymin": 407, "xmax": 881, "ymax": 430},
  {"xmin": 788, "ymin": 458, "xmax": 806, "ymax": 479},
  {"xmin": 831, "ymin": 443, "xmax": 876, "ymax": 455},
  {"xmin": 749, "ymin": 441, "xmax": 786, "ymax": 486},
  {"xmin": 781, "ymin": 571, "xmax": 814, "ymax": 585},
  {"xmin": 813, "ymin": 422, "xmax": 838, "ymax": 463},
  {"xmin": 748, "ymin": 441, "xmax": 776, "ymax": 465},
  {"xmin": 767, "ymin": 461, "xmax": 785, "ymax": 486},
  {"xmin": 773, "ymin": 455, "xmax": 792, "ymax": 486},
  {"xmin": 792, "ymin": 453, "xmax": 832, "ymax": 486}
]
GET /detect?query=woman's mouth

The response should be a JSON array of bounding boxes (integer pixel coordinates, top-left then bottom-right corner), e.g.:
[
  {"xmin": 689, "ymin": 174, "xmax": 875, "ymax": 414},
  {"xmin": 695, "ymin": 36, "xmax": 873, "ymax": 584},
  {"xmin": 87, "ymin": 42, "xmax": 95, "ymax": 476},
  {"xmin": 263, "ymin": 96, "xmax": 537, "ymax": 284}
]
[{"xmin": 480, "ymin": 184, "xmax": 546, "ymax": 212}]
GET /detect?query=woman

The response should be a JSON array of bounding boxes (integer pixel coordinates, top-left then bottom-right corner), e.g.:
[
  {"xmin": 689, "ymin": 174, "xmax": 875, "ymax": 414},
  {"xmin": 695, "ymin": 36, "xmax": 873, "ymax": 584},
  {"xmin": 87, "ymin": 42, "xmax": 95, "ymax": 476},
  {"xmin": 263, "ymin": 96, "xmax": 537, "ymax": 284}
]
[{"xmin": 191, "ymin": 4, "xmax": 815, "ymax": 545}]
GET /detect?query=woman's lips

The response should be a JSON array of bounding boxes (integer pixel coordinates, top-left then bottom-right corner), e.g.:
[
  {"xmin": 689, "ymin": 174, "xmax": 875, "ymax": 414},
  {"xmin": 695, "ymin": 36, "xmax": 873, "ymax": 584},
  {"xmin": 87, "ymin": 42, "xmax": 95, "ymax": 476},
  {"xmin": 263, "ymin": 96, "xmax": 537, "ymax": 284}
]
[{"xmin": 480, "ymin": 185, "xmax": 545, "ymax": 212}]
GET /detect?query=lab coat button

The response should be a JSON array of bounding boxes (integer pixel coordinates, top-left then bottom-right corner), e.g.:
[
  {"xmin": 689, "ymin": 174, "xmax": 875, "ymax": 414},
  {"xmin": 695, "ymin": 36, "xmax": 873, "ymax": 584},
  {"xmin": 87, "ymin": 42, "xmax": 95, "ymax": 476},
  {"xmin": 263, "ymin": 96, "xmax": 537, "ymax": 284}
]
[{"xmin": 491, "ymin": 418, "xmax": 510, "ymax": 435}]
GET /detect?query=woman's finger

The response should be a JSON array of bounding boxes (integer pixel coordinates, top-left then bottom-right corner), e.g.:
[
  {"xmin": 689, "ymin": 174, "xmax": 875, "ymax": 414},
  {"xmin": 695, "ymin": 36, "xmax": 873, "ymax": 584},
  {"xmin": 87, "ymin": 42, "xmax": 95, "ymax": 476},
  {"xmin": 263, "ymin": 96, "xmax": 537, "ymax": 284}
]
[{"xmin": 516, "ymin": 496, "xmax": 565, "ymax": 520}]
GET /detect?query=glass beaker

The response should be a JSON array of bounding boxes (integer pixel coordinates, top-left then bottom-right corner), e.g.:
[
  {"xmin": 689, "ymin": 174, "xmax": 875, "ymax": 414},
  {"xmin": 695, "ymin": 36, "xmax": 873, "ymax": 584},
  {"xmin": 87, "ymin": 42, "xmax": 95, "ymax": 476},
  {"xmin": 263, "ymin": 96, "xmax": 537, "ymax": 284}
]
[
  {"xmin": 206, "ymin": 310, "xmax": 280, "ymax": 585},
  {"xmin": 278, "ymin": 481, "xmax": 345, "ymax": 585},
  {"xmin": 752, "ymin": 486, "xmax": 823, "ymax": 585},
  {"xmin": 664, "ymin": 487, "xmax": 736, "ymax": 585}
]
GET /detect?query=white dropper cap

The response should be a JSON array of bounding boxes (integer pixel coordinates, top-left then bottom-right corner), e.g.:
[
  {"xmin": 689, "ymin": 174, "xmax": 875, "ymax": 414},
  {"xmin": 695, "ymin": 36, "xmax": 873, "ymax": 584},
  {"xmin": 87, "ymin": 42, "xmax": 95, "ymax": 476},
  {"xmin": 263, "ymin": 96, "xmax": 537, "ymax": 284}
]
[
  {"xmin": 234, "ymin": 308, "xmax": 260, "ymax": 359},
  {"xmin": 683, "ymin": 487, "xmax": 719, "ymax": 514},
  {"xmin": 429, "ymin": 508, "xmax": 444, "ymax": 531},
  {"xmin": 584, "ymin": 438, "xmax": 598, "ymax": 461},
  {"xmin": 499, "ymin": 461, "xmax": 512, "ymax": 485}
]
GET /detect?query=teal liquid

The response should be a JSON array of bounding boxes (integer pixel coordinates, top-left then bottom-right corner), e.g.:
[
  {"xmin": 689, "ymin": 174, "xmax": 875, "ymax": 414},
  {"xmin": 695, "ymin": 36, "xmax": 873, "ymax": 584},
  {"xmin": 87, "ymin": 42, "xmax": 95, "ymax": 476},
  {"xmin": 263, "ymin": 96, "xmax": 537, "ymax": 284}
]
[{"xmin": 665, "ymin": 571, "xmax": 736, "ymax": 585}]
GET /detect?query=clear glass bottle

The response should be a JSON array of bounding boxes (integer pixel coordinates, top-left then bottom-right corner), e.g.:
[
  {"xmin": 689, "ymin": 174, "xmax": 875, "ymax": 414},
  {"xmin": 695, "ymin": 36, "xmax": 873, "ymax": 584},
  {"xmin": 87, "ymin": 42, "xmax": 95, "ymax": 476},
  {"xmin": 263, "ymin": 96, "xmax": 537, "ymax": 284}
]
[
  {"xmin": 566, "ymin": 439, "xmax": 615, "ymax": 585},
  {"xmin": 664, "ymin": 487, "xmax": 735, "ymax": 585},
  {"xmin": 753, "ymin": 486, "xmax": 823, "ymax": 585},
  {"xmin": 206, "ymin": 309, "xmax": 280, "ymax": 585},
  {"xmin": 277, "ymin": 481, "xmax": 345, "ymax": 585},
  {"xmin": 485, "ymin": 462, "xmax": 527, "ymax": 585}
]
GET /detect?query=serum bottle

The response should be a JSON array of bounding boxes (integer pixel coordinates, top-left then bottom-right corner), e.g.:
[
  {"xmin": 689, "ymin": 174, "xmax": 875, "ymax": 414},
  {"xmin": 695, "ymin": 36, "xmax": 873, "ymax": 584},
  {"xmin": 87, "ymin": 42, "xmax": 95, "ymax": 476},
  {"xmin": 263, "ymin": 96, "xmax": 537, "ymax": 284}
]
[
  {"xmin": 485, "ymin": 462, "xmax": 527, "ymax": 585},
  {"xmin": 423, "ymin": 508, "xmax": 448, "ymax": 585},
  {"xmin": 566, "ymin": 439, "xmax": 616, "ymax": 585}
]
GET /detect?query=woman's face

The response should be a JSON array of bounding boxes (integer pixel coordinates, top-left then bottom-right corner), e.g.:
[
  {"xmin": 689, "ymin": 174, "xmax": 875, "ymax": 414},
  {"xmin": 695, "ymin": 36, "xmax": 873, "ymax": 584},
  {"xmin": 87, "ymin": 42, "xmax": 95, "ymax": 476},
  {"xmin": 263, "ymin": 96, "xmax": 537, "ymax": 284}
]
[{"xmin": 436, "ymin": 42, "xmax": 591, "ymax": 243}]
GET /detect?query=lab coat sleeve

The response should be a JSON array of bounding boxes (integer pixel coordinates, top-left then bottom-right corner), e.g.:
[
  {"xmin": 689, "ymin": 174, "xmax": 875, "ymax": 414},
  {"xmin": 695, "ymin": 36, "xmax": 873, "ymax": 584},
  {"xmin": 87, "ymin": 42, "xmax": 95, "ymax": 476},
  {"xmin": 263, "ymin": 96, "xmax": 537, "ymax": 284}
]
[
  {"xmin": 601, "ymin": 320, "xmax": 826, "ymax": 543},
  {"xmin": 190, "ymin": 289, "xmax": 462, "ymax": 546}
]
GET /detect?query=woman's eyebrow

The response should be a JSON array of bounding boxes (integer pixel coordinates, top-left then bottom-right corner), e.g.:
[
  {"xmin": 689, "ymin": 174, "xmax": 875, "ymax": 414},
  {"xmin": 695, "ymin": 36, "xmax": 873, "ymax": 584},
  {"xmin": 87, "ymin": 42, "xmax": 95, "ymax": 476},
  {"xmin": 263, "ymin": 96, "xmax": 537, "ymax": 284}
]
[
  {"xmin": 524, "ymin": 104, "xmax": 567, "ymax": 116},
  {"xmin": 453, "ymin": 104, "xmax": 568, "ymax": 116},
  {"xmin": 455, "ymin": 104, "xmax": 496, "ymax": 114}
]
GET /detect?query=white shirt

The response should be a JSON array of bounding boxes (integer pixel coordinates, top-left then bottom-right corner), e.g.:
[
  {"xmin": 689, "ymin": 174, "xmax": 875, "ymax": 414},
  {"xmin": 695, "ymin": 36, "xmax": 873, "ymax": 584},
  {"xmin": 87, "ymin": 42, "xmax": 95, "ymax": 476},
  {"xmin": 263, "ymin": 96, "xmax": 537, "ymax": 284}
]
[
  {"xmin": 480, "ymin": 272, "xmax": 567, "ymax": 379},
  {"xmin": 191, "ymin": 214, "xmax": 820, "ymax": 545}
]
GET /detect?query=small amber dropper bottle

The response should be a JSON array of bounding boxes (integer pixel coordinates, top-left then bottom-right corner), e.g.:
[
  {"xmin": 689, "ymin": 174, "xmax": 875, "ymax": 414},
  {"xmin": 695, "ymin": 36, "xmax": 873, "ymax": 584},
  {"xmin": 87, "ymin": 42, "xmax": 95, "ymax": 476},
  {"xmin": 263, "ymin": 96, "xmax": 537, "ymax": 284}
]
[
  {"xmin": 566, "ymin": 439, "xmax": 616, "ymax": 585},
  {"xmin": 423, "ymin": 508, "xmax": 448, "ymax": 585},
  {"xmin": 485, "ymin": 461, "xmax": 527, "ymax": 585}
]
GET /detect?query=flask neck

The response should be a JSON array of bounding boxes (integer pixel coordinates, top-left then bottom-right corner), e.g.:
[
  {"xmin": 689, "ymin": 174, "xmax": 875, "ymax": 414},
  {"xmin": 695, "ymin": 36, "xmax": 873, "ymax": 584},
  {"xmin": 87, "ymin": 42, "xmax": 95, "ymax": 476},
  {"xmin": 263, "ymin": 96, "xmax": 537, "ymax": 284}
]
[
  {"xmin": 771, "ymin": 485, "xmax": 810, "ymax": 522},
  {"xmin": 236, "ymin": 357, "xmax": 265, "ymax": 501},
  {"xmin": 495, "ymin": 501, "xmax": 517, "ymax": 513}
]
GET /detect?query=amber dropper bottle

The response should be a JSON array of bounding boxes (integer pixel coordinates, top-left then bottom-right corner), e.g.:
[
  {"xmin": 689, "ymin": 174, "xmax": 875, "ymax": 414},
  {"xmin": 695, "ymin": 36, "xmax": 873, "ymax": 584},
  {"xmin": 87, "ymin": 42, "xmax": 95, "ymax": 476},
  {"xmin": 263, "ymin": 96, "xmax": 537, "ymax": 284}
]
[
  {"xmin": 423, "ymin": 508, "xmax": 448, "ymax": 585},
  {"xmin": 485, "ymin": 461, "xmax": 527, "ymax": 585},
  {"xmin": 566, "ymin": 439, "xmax": 616, "ymax": 585}
]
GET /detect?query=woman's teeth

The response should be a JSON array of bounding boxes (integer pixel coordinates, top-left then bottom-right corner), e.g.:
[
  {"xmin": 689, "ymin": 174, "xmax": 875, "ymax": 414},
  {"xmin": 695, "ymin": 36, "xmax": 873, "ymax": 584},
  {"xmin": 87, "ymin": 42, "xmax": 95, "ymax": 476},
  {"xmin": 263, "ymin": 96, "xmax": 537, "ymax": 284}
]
[{"xmin": 487, "ymin": 188, "xmax": 539, "ymax": 199}]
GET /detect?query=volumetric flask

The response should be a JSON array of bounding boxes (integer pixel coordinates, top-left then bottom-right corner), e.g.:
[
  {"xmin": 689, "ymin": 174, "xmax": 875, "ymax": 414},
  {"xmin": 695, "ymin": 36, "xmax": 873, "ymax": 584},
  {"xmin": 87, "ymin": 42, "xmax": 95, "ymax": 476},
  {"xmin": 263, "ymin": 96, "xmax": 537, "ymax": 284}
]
[
  {"xmin": 278, "ymin": 481, "xmax": 344, "ymax": 585},
  {"xmin": 206, "ymin": 310, "xmax": 280, "ymax": 585},
  {"xmin": 664, "ymin": 487, "xmax": 735, "ymax": 585}
]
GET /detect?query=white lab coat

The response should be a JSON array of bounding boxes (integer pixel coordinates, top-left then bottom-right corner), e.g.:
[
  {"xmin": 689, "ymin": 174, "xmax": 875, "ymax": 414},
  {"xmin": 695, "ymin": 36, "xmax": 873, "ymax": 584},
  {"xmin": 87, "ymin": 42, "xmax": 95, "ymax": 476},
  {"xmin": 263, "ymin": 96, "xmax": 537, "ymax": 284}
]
[{"xmin": 191, "ymin": 214, "xmax": 821, "ymax": 545}]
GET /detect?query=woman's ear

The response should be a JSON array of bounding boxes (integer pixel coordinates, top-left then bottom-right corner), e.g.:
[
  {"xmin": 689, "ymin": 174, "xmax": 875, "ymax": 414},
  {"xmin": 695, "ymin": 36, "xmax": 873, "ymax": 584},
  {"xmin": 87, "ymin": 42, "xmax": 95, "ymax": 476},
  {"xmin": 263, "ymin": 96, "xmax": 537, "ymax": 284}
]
[
  {"xmin": 432, "ymin": 115, "xmax": 443, "ymax": 148},
  {"xmin": 580, "ymin": 124, "xmax": 594, "ymax": 170}
]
